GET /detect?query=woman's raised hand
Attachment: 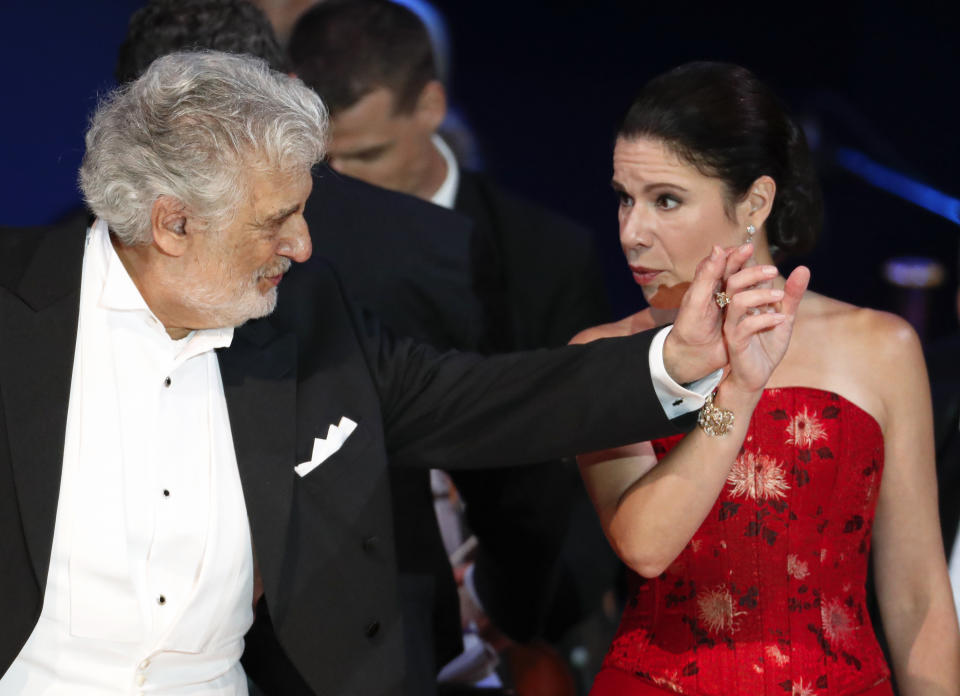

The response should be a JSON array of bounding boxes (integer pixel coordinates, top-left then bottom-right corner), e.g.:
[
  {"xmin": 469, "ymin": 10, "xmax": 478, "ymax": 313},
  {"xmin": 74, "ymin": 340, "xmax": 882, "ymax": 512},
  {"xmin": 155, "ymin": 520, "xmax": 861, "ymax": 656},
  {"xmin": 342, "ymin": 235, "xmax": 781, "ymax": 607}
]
[
  {"xmin": 721, "ymin": 265, "xmax": 810, "ymax": 393},
  {"xmin": 664, "ymin": 244, "xmax": 754, "ymax": 385}
]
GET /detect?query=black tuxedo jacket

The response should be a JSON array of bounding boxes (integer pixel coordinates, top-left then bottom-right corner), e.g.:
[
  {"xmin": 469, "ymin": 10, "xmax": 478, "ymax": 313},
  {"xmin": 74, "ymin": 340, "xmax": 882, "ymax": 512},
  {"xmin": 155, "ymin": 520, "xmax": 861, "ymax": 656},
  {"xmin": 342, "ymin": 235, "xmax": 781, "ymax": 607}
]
[
  {"xmin": 296, "ymin": 169, "xmax": 579, "ymax": 691},
  {"xmin": 0, "ymin": 216, "xmax": 684, "ymax": 695}
]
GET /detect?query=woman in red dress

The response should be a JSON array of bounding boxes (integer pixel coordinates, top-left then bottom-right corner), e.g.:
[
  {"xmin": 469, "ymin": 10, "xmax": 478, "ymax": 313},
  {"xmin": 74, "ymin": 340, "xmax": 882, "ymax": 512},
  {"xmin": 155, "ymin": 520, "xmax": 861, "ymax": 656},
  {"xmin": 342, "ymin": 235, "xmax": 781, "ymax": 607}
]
[{"xmin": 575, "ymin": 62, "xmax": 960, "ymax": 696}]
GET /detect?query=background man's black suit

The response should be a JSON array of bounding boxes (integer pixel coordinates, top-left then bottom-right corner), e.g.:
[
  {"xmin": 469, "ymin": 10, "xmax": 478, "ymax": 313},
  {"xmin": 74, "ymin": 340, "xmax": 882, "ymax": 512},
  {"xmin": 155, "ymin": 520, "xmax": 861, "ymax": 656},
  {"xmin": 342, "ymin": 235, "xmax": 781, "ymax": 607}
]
[
  {"xmin": 307, "ymin": 166, "xmax": 485, "ymax": 352},
  {"xmin": 454, "ymin": 169, "xmax": 619, "ymax": 647},
  {"xmin": 454, "ymin": 169, "xmax": 610, "ymax": 354}
]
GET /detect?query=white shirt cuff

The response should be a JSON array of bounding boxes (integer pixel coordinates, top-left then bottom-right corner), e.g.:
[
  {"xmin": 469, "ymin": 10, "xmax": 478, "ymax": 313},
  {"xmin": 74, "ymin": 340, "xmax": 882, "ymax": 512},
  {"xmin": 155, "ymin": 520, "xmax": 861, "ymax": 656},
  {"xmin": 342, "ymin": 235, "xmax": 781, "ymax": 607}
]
[{"xmin": 649, "ymin": 325, "xmax": 723, "ymax": 420}]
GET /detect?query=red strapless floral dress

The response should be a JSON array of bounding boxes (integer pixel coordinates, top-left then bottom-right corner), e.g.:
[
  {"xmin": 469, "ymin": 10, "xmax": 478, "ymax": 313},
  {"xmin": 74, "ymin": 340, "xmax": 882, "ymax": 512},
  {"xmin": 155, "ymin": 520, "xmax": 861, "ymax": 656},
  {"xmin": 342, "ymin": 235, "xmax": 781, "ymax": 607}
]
[{"xmin": 591, "ymin": 387, "xmax": 893, "ymax": 696}]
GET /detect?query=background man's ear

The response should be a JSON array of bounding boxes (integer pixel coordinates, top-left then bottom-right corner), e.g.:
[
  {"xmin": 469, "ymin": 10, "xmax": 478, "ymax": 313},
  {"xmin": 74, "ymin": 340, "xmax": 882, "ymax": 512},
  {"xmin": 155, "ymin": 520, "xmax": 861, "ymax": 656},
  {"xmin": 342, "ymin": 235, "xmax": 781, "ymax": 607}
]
[
  {"xmin": 151, "ymin": 195, "xmax": 191, "ymax": 256},
  {"xmin": 414, "ymin": 80, "xmax": 448, "ymax": 132}
]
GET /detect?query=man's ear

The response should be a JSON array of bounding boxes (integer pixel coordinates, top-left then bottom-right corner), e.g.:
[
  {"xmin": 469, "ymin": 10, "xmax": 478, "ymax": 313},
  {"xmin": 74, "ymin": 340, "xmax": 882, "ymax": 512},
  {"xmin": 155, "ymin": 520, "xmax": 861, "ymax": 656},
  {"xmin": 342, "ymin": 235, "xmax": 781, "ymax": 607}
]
[
  {"xmin": 150, "ymin": 196, "xmax": 191, "ymax": 257},
  {"xmin": 414, "ymin": 80, "xmax": 447, "ymax": 132}
]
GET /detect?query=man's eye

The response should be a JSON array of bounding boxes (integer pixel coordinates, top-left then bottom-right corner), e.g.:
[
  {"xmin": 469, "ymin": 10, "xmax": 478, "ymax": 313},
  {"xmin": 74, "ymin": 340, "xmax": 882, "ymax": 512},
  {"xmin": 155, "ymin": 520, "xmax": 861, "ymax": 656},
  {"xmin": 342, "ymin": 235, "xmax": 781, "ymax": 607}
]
[
  {"xmin": 352, "ymin": 146, "xmax": 389, "ymax": 162},
  {"xmin": 656, "ymin": 194, "xmax": 680, "ymax": 210},
  {"xmin": 617, "ymin": 191, "xmax": 634, "ymax": 208}
]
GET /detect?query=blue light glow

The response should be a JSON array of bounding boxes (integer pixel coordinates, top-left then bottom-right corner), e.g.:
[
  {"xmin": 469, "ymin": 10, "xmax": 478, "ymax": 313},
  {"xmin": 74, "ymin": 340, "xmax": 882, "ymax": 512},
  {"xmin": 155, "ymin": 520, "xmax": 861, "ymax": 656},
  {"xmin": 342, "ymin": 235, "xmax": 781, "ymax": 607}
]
[{"xmin": 834, "ymin": 148, "xmax": 960, "ymax": 226}]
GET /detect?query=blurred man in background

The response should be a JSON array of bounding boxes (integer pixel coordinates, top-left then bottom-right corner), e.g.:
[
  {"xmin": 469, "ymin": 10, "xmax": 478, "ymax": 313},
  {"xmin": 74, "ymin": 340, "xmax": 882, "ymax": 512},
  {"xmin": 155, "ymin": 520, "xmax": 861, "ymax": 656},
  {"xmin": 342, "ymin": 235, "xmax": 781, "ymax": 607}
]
[{"xmin": 288, "ymin": 2, "xmax": 614, "ymax": 692}]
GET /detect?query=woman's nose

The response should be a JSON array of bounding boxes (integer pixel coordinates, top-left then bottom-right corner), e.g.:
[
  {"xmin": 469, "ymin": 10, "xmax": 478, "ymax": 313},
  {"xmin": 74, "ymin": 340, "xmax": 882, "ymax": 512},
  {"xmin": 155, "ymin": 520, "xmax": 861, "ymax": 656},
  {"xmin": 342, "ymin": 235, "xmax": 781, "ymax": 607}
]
[{"xmin": 620, "ymin": 208, "xmax": 653, "ymax": 249}]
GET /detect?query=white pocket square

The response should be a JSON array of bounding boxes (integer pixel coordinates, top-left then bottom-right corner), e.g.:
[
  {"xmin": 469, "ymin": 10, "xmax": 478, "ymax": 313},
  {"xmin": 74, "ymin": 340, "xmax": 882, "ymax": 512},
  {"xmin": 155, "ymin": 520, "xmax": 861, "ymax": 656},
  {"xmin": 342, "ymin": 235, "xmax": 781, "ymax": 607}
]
[{"xmin": 295, "ymin": 416, "xmax": 358, "ymax": 477}]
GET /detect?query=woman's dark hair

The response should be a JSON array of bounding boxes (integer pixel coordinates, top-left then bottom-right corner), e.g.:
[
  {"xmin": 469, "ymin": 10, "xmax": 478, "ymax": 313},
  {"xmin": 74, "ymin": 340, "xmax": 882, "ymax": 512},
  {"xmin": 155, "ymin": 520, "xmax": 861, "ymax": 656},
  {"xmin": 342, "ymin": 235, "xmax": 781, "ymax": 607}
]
[{"xmin": 619, "ymin": 62, "xmax": 822, "ymax": 258}]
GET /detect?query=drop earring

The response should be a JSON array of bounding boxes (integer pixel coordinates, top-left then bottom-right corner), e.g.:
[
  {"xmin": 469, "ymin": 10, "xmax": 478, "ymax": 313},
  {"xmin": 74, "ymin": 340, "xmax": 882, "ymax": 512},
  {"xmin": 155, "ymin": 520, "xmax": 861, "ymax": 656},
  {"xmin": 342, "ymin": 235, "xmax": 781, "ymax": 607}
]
[{"xmin": 745, "ymin": 224, "xmax": 756, "ymax": 242}]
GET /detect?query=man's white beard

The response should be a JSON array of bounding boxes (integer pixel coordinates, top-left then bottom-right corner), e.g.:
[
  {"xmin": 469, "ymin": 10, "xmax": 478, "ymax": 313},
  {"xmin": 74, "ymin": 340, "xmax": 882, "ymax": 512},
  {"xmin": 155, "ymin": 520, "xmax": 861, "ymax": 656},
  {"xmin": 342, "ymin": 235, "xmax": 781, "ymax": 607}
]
[{"xmin": 171, "ymin": 257, "xmax": 291, "ymax": 330}]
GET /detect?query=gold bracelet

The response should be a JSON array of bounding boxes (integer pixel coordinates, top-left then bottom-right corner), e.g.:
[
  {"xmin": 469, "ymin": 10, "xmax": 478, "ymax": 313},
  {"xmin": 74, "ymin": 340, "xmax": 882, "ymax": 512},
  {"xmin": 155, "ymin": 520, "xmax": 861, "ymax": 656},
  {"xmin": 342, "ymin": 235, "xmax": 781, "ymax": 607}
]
[{"xmin": 697, "ymin": 391, "xmax": 735, "ymax": 436}]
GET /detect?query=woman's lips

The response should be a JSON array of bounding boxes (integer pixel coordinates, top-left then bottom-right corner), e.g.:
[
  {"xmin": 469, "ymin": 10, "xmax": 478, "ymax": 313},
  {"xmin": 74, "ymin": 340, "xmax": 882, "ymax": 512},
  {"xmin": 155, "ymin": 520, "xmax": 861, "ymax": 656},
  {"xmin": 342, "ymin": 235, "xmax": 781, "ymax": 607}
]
[{"xmin": 630, "ymin": 267, "xmax": 661, "ymax": 286}]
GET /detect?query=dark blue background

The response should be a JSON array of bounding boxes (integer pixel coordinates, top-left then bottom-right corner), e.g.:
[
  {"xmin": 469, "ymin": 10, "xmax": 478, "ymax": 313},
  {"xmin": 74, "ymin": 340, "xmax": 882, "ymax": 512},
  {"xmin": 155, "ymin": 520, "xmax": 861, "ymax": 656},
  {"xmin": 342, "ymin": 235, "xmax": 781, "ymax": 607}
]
[{"xmin": 3, "ymin": 1, "xmax": 957, "ymax": 338}]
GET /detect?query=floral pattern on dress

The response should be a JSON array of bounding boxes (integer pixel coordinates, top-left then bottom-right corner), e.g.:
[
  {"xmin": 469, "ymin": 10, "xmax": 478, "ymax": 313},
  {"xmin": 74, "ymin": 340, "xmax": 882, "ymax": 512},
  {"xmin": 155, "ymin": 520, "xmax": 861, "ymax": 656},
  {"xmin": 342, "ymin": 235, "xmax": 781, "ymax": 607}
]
[
  {"xmin": 597, "ymin": 388, "xmax": 892, "ymax": 696},
  {"xmin": 650, "ymin": 671, "xmax": 684, "ymax": 693},
  {"xmin": 727, "ymin": 451, "xmax": 790, "ymax": 501},
  {"xmin": 787, "ymin": 553, "xmax": 810, "ymax": 580},
  {"xmin": 765, "ymin": 644, "xmax": 790, "ymax": 666},
  {"xmin": 821, "ymin": 597, "xmax": 858, "ymax": 649},
  {"xmin": 696, "ymin": 585, "xmax": 745, "ymax": 634},
  {"xmin": 785, "ymin": 406, "xmax": 828, "ymax": 448}
]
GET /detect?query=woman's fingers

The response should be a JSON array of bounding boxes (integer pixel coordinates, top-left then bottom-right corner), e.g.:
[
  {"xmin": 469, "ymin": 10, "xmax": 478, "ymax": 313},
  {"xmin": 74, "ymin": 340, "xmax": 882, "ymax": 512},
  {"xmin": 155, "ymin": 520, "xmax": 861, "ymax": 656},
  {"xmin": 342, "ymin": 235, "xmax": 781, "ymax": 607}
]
[
  {"xmin": 727, "ymin": 312, "xmax": 788, "ymax": 344},
  {"xmin": 723, "ymin": 286, "xmax": 789, "ymax": 353},
  {"xmin": 725, "ymin": 264, "xmax": 780, "ymax": 296},
  {"xmin": 685, "ymin": 245, "xmax": 730, "ymax": 312},
  {"xmin": 721, "ymin": 243, "xmax": 754, "ymax": 283},
  {"xmin": 719, "ymin": 266, "xmax": 810, "ymax": 393},
  {"xmin": 722, "ymin": 264, "xmax": 808, "ymax": 320},
  {"xmin": 780, "ymin": 266, "xmax": 810, "ymax": 317},
  {"xmin": 725, "ymin": 287, "xmax": 785, "ymax": 325}
]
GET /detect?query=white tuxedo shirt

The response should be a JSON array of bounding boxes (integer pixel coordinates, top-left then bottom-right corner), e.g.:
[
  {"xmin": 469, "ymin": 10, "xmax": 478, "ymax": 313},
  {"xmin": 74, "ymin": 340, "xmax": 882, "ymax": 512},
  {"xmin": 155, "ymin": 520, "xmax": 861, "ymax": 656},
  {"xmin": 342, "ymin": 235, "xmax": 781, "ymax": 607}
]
[{"xmin": 1, "ymin": 222, "xmax": 253, "ymax": 695}]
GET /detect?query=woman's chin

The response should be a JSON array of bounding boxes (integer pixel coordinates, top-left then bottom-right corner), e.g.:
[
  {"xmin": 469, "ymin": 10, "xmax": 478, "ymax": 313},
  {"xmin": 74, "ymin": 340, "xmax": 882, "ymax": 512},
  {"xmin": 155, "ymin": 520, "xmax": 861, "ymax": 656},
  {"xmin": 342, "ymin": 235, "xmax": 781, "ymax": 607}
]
[{"xmin": 646, "ymin": 281, "xmax": 692, "ymax": 310}]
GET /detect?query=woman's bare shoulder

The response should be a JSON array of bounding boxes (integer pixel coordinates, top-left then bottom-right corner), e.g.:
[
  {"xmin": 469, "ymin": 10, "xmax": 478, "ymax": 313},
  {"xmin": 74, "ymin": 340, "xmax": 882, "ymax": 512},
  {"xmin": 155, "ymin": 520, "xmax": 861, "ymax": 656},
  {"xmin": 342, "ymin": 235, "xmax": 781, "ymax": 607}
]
[
  {"xmin": 772, "ymin": 292, "xmax": 920, "ymax": 413},
  {"xmin": 803, "ymin": 293, "xmax": 920, "ymax": 362},
  {"xmin": 792, "ymin": 292, "xmax": 925, "ymax": 427},
  {"xmin": 569, "ymin": 310, "xmax": 653, "ymax": 345}
]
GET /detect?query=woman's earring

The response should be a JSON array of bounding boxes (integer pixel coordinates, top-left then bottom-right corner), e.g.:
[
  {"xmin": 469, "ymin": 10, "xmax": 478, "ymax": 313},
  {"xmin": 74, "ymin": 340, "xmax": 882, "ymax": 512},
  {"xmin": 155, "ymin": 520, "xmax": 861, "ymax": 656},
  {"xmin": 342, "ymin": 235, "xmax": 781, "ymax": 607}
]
[{"xmin": 745, "ymin": 224, "xmax": 756, "ymax": 241}]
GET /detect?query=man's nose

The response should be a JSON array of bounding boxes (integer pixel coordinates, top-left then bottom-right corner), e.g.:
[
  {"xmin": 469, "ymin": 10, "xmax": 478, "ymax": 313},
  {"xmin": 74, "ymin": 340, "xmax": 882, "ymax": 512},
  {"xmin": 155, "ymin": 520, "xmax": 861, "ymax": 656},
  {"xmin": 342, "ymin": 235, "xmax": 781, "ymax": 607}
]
[{"xmin": 278, "ymin": 219, "xmax": 312, "ymax": 263}]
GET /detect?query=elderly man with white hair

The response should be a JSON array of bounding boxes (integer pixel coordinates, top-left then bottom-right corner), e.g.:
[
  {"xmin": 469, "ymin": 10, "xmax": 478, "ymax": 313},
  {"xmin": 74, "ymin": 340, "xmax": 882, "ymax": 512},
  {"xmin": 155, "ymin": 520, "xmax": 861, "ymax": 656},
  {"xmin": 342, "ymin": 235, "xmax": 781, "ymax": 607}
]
[{"xmin": 0, "ymin": 51, "xmax": 782, "ymax": 695}]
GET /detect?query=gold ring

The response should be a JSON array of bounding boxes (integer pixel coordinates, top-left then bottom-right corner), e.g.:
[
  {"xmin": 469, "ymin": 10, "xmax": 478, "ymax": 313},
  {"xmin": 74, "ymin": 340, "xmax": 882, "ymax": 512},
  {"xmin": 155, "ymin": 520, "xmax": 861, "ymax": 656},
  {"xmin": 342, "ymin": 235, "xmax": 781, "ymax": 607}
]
[{"xmin": 714, "ymin": 291, "xmax": 731, "ymax": 309}]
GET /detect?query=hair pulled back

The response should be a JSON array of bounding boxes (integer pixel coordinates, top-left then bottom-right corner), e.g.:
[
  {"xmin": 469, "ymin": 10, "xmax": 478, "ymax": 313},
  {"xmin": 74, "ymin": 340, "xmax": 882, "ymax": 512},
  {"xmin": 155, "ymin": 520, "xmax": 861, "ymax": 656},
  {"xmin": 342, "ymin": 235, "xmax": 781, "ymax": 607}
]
[{"xmin": 619, "ymin": 62, "xmax": 822, "ymax": 258}]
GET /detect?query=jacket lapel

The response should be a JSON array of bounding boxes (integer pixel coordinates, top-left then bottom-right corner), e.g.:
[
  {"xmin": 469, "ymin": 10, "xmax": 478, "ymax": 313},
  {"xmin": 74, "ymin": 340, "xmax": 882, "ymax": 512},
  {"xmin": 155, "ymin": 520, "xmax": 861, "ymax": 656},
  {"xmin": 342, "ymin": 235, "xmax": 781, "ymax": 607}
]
[
  {"xmin": 217, "ymin": 318, "xmax": 298, "ymax": 604},
  {"xmin": 0, "ymin": 224, "xmax": 84, "ymax": 588},
  {"xmin": 2, "ymin": 219, "xmax": 302, "ymax": 600}
]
